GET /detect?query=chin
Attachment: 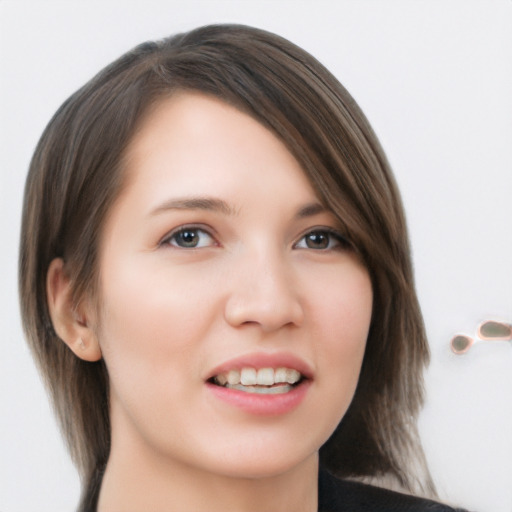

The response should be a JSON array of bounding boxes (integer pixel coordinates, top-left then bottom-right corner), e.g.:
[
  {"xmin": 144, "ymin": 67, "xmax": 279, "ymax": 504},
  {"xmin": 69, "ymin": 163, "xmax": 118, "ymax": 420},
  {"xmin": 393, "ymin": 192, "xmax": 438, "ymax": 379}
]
[
  {"xmin": 209, "ymin": 455, "xmax": 316, "ymax": 481},
  {"xmin": 187, "ymin": 434, "xmax": 321, "ymax": 481}
]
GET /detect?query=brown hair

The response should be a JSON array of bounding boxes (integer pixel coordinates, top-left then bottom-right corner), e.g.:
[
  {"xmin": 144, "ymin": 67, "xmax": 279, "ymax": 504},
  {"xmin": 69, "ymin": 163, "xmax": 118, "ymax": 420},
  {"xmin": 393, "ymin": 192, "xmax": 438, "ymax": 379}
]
[{"xmin": 19, "ymin": 24, "xmax": 433, "ymax": 511}]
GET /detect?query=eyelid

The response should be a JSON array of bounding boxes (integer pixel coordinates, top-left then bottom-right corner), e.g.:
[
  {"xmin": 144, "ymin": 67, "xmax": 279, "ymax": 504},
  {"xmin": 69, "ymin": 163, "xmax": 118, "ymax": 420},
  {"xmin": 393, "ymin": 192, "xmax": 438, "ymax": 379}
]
[
  {"xmin": 293, "ymin": 226, "xmax": 351, "ymax": 250},
  {"xmin": 159, "ymin": 223, "xmax": 219, "ymax": 248},
  {"xmin": 158, "ymin": 224, "xmax": 350, "ymax": 250}
]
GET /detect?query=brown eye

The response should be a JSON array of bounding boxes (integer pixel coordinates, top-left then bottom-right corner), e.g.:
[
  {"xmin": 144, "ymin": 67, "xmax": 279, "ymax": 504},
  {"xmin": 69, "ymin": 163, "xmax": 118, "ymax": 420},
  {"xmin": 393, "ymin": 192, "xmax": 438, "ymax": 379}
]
[
  {"xmin": 304, "ymin": 231, "xmax": 329, "ymax": 249},
  {"xmin": 295, "ymin": 229, "xmax": 348, "ymax": 250},
  {"xmin": 164, "ymin": 227, "xmax": 215, "ymax": 249}
]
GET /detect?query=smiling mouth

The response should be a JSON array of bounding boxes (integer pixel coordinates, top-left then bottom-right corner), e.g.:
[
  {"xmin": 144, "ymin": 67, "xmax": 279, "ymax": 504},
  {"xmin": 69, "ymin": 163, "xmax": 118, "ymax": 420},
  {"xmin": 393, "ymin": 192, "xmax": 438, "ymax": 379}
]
[{"xmin": 209, "ymin": 367, "xmax": 305, "ymax": 395}]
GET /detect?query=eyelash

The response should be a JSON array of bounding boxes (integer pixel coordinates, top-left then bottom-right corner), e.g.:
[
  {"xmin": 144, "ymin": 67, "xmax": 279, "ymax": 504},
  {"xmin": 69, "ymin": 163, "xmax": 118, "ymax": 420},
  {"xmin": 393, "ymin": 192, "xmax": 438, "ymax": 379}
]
[
  {"xmin": 294, "ymin": 228, "xmax": 351, "ymax": 251},
  {"xmin": 160, "ymin": 225, "xmax": 217, "ymax": 249},
  {"xmin": 160, "ymin": 225, "xmax": 351, "ymax": 251}
]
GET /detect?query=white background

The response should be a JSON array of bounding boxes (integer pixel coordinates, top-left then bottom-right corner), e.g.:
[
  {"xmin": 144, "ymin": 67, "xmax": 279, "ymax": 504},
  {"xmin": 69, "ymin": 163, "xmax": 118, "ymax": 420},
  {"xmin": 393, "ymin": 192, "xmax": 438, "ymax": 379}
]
[{"xmin": 1, "ymin": 1, "xmax": 511, "ymax": 511}]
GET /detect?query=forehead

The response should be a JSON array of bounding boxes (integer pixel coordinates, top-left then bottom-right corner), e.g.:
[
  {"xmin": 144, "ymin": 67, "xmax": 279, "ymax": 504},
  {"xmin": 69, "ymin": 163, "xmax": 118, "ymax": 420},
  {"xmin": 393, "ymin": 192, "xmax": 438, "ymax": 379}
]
[{"xmin": 120, "ymin": 91, "xmax": 318, "ymax": 207}]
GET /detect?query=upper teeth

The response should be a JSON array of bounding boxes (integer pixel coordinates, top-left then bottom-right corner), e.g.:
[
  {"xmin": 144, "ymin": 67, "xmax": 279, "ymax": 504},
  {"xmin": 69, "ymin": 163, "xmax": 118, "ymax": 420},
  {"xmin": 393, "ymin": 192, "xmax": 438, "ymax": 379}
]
[{"xmin": 215, "ymin": 367, "xmax": 301, "ymax": 387}]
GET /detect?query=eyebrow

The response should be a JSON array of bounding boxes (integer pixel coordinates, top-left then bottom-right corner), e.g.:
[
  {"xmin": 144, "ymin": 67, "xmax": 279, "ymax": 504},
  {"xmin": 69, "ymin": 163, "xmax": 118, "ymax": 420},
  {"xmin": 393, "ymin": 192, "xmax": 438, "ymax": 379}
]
[
  {"xmin": 150, "ymin": 197, "xmax": 238, "ymax": 217},
  {"xmin": 149, "ymin": 196, "xmax": 326, "ymax": 219},
  {"xmin": 295, "ymin": 202, "xmax": 326, "ymax": 219}
]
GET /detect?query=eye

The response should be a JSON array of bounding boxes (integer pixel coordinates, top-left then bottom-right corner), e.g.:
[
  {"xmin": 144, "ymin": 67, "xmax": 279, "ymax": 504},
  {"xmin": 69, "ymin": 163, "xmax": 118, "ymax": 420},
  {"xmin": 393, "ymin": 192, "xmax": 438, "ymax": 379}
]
[
  {"xmin": 294, "ymin": 229, "xmax": 349, "ymax": 250},
  {"xmin": 162, "ymin": 226, "xmax": 216, "ymax": 249}
]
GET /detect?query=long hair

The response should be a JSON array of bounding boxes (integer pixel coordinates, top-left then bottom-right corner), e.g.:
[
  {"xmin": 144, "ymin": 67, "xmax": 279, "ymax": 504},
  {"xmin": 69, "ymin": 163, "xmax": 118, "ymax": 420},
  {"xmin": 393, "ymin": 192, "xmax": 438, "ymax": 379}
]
[{"xmin": 19, "ymin": 24, "xmax": 433, "ymax": 511}]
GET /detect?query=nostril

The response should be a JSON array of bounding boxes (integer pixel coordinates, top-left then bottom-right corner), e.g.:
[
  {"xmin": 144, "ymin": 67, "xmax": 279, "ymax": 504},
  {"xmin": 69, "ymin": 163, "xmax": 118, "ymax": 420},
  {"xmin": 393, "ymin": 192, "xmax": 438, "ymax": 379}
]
[{"xmin": 224, "ymin": 294, "xmax": 304, "ymax": 331}]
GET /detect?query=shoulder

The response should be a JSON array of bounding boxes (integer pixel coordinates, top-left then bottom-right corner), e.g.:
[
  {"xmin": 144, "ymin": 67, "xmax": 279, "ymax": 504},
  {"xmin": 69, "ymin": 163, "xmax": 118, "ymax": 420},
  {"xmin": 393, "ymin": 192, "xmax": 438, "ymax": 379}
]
[{"xmin": 318, "ymin": 469, "xmax": 469, "ymax": 512}]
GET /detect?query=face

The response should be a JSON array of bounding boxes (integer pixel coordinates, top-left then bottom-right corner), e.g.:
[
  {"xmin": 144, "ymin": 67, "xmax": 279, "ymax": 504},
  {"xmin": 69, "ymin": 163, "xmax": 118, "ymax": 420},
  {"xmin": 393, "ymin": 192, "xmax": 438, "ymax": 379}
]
[{"xmin": 94, "ymin": 92, "xmax": 373, "ymax": 480}]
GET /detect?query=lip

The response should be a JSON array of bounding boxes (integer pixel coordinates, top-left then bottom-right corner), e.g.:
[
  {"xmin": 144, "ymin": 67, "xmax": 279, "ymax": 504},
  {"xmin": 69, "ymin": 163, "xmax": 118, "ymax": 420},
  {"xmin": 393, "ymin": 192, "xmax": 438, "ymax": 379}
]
[
  {"xmin": 206, "ymin": 379, "xmax": 311, "ymax": 415},
  {"xmin": 205, "ymin": 352, "xmax": 314, "ymax": 381},
  {"xmin": 205, "ymin": 352, "xmax": 313, "ymax": 416}
]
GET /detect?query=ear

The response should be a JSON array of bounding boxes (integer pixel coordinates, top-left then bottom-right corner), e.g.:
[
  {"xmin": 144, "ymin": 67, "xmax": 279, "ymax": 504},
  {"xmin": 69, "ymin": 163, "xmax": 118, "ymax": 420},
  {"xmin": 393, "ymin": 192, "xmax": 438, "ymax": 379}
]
[{"xmin": 46, "ymin": 258, "xmax": 102, "ymax": 362}]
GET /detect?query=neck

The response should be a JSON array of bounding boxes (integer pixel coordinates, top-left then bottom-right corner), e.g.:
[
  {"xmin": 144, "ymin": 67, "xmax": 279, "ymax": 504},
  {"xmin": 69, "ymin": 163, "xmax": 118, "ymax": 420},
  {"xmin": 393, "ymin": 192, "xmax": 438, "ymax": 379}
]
[{"xmin": 97, "ymin": 428, "xmax": 319, "ymax": 512}]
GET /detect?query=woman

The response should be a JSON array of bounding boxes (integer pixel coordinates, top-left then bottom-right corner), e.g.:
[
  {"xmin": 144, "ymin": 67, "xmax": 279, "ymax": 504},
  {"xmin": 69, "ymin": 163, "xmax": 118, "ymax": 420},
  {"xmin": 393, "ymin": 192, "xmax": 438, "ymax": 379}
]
[{"xmin": 19, "ymin": 24, "xmax": 467, "ymax": 511}]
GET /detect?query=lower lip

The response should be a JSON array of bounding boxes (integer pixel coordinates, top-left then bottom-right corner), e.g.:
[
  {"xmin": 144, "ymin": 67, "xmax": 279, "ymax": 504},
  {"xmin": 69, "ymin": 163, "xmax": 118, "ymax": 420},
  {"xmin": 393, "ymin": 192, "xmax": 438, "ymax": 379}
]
[{"xmin": 206, "ymin": 380, "xmax": 311, "ymax": 416}]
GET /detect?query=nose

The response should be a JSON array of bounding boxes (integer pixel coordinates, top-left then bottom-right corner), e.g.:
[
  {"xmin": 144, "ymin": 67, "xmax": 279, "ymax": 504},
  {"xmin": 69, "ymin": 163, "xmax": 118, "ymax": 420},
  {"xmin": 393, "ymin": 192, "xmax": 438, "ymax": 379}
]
[{"xmin": 224, "ymin": 249, "xmax": 304, "ymax": 332}]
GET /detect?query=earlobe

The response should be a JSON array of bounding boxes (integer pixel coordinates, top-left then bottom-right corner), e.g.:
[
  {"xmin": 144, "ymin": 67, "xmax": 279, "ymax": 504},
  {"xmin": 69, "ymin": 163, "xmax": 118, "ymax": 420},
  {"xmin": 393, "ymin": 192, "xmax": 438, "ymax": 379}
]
[{"xmin": 46, "ymin": 258, "xmax": 102, "ymax": 362}]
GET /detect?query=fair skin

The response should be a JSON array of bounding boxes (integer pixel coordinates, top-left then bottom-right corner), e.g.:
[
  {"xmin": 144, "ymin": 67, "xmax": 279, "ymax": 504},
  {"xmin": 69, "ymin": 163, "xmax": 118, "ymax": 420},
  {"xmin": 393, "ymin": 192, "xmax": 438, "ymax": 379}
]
[{"xmin": 47, "ymin": 92, "xmax": 373, "ymax": 512}]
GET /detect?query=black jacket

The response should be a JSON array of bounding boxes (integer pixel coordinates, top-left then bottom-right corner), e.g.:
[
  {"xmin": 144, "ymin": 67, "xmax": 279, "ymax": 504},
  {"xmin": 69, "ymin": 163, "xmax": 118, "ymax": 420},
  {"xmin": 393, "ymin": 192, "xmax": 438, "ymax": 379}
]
[{"xmin": 318, "ymin": 470, "xmax": 469, "ymax": 512}]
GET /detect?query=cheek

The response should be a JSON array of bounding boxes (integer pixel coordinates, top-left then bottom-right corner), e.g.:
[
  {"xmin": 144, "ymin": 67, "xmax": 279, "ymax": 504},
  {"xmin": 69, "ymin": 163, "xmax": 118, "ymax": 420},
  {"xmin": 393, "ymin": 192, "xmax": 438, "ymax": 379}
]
[
  {"xmin": 95, "ymin": 256, "xmax": 217, "ymax": 393},
  {"xmin": 310, "ymin": 259, "xmax": 372, "ymax": 346},
  {"xmin": 308, "ymin": 263, "xmax": 372, "ymax": 411}
]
